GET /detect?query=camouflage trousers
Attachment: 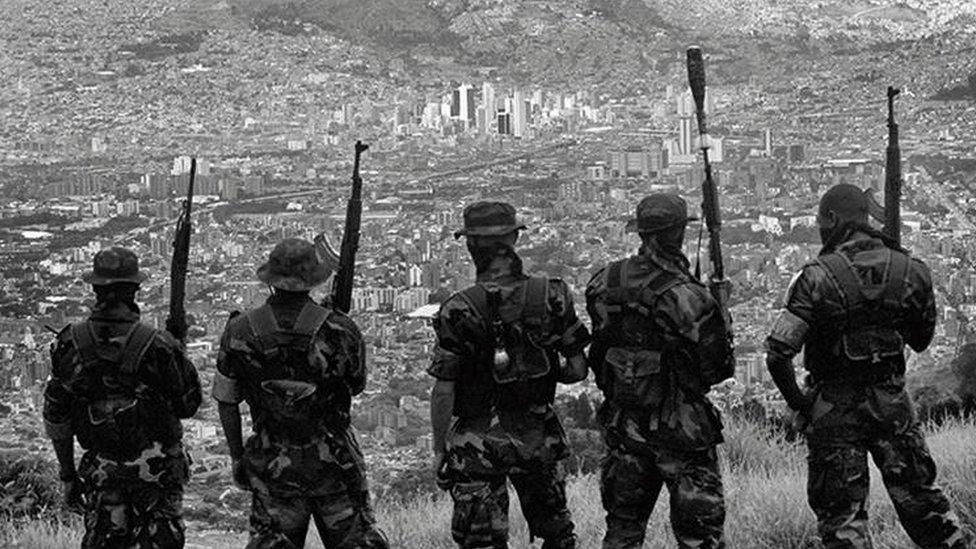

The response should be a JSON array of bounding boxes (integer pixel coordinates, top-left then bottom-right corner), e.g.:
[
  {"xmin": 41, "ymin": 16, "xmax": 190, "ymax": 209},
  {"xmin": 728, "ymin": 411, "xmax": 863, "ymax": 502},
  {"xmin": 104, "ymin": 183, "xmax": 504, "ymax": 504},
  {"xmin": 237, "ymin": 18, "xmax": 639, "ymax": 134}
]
[
  {"xmin": 448, "ymin": 463, "xmax": 576, "ymax": 549},
  {"xmin": 246, "ymin": 489, "xmax": 389, "ymax": 549},
  {"xmin": 81, "ymin": 483, "xmax": 185, "ymax": 549},
  {"xmin": 600, "ymin": 445, "xmax": 725, "ymax": 549},
  {"xmin": 807, "ymin": 424, "xmax": 969, "ymax": 549}
]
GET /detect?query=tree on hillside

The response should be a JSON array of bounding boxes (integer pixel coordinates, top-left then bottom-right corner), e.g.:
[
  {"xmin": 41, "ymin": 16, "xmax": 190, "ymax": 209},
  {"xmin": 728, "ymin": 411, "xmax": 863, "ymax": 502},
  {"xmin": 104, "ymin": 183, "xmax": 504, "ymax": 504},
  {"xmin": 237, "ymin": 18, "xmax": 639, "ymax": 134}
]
[{"xmin": 951, "ymin": 343, "xmax": 976, "ymax": 404}]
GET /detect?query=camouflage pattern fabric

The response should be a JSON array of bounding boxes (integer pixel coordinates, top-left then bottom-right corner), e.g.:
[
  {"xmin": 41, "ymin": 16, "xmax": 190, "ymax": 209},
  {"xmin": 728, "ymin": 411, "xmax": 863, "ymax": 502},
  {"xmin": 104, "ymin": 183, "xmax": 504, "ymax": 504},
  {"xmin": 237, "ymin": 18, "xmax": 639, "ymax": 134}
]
[
  {"xmin": 247, "ymin": 486, "xmax": 388, "ymax": 549},
  {"xmin": 767, "ymin": 237, "xmax": 969, "ymax": 548},
  {"xmin": 443, "ymin": 404, "xmax": 569, "ymax": 477},
  {"xmin": 215, "ymin": 292, "xmax": 388, "ymax": 547},
  {"xmin": 77, "ymin": 442, "xmax": 190, "ymax": 549},
  {"xmin": 429, "ymin": 267, "xmax": 588, "ymax": 548},
  {"xmin": 448, "ymin": 463, "xmax": 574, "ymax": 549},
  {"xmin": 44, "ymin": 302, "xmax": 202, "ymax": 448},
  {"xmin": 600, "ymin": 444, "xmax": 725, "ymax": 549},
  {"xmin": 585, "ymin": 248, "xmax": 732, "ymax": 451},
  {"xmin": 81, "ymin": 483, "xmax": 185, "ymax": 549},
  {"xmin": 808, "ymin": 424, "xmax": 968, "ymax": 549}
]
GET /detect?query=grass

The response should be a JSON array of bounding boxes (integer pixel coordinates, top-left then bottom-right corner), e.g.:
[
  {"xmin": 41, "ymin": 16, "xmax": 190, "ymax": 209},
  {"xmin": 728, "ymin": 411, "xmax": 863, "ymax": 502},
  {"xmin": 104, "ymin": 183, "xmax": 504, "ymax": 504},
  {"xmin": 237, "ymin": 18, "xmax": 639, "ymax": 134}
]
[{"xmin": 4, "ymin": 416, "xmax": 976, "ymax": 548}]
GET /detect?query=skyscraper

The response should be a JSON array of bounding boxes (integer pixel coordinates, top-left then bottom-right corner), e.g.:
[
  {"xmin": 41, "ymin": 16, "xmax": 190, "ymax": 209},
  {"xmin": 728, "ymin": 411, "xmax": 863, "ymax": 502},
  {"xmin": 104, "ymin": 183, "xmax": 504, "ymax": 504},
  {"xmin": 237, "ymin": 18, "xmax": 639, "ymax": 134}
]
[
  {"xmin": 512, "ymin": 89, "xmax": 527, "ymax": 138},
  {"xmin": 481, "ymin": 82, "xmax": 496, "ymax": 133}
]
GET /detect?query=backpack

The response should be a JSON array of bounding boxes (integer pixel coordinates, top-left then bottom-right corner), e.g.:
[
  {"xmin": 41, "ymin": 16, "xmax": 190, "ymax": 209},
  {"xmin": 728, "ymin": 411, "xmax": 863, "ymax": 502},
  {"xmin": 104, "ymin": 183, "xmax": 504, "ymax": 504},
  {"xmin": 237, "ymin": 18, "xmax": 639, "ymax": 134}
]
[
  {"xmin": 460, "ymin": 276, "xmax": 552, "ymax": 385},
  {"xmin": 243, "ymin": 302, "xmax": 344, "ymax": 438},
  {"xmin": 599, "ymin": 259, "xmax": 686, "ymax": 412},
  {"xmin": 69, "ymin": 321, "xmax": 172, "ymax": 459},
  {"xmin": 815, "ymin": 250, "xmax": 909, "ymax": 368}
]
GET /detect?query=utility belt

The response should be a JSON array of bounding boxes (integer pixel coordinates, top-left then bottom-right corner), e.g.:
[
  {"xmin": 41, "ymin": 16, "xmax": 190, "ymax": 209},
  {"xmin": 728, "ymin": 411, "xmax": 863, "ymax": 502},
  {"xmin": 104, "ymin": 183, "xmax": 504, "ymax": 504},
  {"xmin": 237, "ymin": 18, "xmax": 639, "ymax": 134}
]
[{"xmin": 809, "ymin": 358, "xmax": 904, "ymax": 387}]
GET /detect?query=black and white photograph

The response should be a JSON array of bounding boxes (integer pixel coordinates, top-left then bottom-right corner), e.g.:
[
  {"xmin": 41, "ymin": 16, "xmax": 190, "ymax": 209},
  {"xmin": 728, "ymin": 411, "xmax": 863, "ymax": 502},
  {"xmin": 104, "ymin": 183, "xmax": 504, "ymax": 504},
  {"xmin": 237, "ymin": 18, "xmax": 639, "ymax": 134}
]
[{"xmin": 1, "ymin": 0, "xmax": 975, "ymax": 547}]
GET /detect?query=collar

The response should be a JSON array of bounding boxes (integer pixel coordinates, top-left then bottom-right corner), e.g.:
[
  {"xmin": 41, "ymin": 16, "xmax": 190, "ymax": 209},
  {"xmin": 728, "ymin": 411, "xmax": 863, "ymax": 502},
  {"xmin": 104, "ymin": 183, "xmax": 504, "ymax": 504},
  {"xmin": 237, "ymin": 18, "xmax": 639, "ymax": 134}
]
[
  {"xmin": 267, "ymin": 290, "xmax": 313, "ymax": 306},
  {"xmin": 835, "ymin": 235, "xmax": 884, "ymax": 254},
  {"xmin": 90, "ymin": 301, "xmax": 140, "ymax": 322},
  {"xmin": 635, "ymin": 245, "xmax": 691, "ymax": 275},
  {"xmin": 476, "ymin": 255, "xmax": 519, "ymax": 283}
]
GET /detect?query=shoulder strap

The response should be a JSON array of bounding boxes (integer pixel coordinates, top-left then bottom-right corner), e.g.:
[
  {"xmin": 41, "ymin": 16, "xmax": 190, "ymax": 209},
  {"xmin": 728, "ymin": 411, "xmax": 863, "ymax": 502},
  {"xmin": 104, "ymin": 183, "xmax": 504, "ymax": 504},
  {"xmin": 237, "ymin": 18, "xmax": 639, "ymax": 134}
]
[
  {"xmin": 884, "ymin": 251, "xmax": 910, "ymax": 306},
  {"xmin": 70, "ymin": 321, "xmax": 100, "ymax": 365},
  {"xmin": 605, "ymin": 258, "xmax": 673, "ymax": 316},
  {"xmin": 817, "ymin": 253, "xmax": 864, "ymax": 310},
  {"xmin": 246, "ymin": 305, "xmax": 281, "ymax": 351},
  {"xmin": 459, "ymin": 285, "xmax": 490, "ymax": 324},
  {"xmin": 293, "ymin": 303, "xmax": 331, "ymax": 336},
  {"xmin": 119, "ymin": 323, "xmax": 158, "ymax": 375},
  {"xmin": 522, "ymin": 276, "xmax": 548, "ymax": 327}
]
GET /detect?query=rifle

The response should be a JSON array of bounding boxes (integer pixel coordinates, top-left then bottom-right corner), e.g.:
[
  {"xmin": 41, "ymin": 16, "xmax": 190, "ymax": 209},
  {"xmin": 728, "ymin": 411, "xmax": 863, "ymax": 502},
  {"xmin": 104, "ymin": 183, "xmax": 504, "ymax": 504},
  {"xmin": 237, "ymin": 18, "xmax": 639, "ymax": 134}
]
[
  {"xmin": 686, "ymin": 47, "xmax": 731, "ymax": 318},
  {"xmin": 687, "ymin": 46, "xmax": 735, "ymax": 384},
  {"xmin": 165, "ymin": 158, "xmax": 195, "ymax": 343},
  {"xmin": 883, "ymin": 86, "xmax": 902, "ymax": 245},
  {"xmin": 330, "ymin": 141, "xmax": 369, "ymax": 314}
]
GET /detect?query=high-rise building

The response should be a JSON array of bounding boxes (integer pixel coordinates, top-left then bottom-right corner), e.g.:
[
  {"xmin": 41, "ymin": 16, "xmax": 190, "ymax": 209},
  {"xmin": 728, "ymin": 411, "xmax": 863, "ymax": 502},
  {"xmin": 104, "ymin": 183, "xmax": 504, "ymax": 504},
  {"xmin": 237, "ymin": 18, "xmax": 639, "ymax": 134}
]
[
  {"xmin": 481, "ymin": 82, "xmax": 496, "ymax": 133},
  {"xmin": 512, "ymin": 90, "xmax": 527, "ymax": 138}
]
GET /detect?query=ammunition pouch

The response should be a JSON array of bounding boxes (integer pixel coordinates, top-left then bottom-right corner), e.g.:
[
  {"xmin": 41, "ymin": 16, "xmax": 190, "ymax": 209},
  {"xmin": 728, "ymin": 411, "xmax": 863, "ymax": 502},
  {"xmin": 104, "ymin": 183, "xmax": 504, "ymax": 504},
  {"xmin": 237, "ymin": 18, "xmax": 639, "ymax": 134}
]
[{"xmin": 603, "ymin": 347, "xmax": 666, "ymax": 410}]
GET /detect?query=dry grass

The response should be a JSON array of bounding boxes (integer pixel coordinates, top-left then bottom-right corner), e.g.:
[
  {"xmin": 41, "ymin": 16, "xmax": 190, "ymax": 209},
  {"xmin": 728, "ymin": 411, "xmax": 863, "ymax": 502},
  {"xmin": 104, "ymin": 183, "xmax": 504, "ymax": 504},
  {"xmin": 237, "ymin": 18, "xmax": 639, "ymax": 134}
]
[{"xmin": 5, "ymin": 416, "xmax": 975, "ymax": 548}]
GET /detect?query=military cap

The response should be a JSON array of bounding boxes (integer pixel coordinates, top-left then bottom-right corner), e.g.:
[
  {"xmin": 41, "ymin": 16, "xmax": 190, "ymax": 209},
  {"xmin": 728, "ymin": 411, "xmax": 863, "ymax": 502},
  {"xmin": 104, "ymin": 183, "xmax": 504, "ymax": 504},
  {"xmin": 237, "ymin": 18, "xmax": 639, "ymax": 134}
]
[
  {"xmin": 83, "ymin": 247, "xmax": 147, "ymax": 286},
  {"xmin": 453, "ymin": 201, "xmax": 527, "ymax": 239},
  {"xmin": 818, "ymin": 183, "xmax": 870, "ymax": 220},
  {"xmin": 257, "ymin": 238, "xmax": 333, "ymax": 291},
  {"xmin": 625, "ymin": 193, "xmax": 698, "ymax": 233}
]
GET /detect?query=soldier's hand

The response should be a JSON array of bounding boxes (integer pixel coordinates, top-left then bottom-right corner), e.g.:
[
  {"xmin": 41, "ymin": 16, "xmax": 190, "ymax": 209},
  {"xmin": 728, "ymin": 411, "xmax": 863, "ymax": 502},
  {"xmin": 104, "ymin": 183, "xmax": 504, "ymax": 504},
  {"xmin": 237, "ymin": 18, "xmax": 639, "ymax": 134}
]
[
  {"xmin": 231, "ymin": 459, "xmax": 251, "ymax": 491},
  {"xmin": 62, "ymin": 479, "xmax": 85, "ymax": 514}
]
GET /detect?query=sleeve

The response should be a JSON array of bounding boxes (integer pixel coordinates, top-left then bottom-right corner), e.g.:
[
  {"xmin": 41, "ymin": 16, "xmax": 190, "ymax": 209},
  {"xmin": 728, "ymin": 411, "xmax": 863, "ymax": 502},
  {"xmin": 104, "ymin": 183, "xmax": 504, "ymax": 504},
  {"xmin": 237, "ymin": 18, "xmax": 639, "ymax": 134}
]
[
  {"xmin": 427, "ymin": 296, "xmax": 474, "ymax": 381},
  {"xmin": 549, "ymin": 279, "xmax": 590, "ymax": 358},
  {"xmin": 43, "ymin": 330, "xmax": 77, "ymax": 440},
  {"xmin": 765, "ymin": 268, "xmax": 815, "ymax": 362},
  {"xmin": 584, "ymin": 268, "xmax": 611, "ymax": 386},
  {"xmin": 903, "ymin": 258, "xmax": 936, "ymax": 352},
  {"xmin": 328, "ymin": 313, "xmax": 367, "ymax": 396},
  {"xmin": 213, "ymin": 314, "xmax": 246, "ymax": 404},
  {"xmin": 152, "ymin": 331, "xmax": 202, "ymax": 419}
]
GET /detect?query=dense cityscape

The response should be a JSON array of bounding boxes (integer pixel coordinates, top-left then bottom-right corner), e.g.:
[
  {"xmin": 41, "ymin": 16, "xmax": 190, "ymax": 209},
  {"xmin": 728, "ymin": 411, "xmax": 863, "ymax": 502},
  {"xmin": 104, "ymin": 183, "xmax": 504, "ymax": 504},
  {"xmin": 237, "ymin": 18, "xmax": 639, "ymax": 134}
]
[{"xmin": 2, "ymin": 0, "xmax": 976, "ymax": 541}]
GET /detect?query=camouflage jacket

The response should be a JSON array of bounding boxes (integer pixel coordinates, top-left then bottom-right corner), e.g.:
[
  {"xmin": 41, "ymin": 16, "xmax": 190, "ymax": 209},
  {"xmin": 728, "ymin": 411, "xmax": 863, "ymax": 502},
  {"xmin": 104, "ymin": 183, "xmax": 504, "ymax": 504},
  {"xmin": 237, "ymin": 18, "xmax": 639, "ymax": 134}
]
[
  {"xmin": 766, "ymin": 236, "xmax": 936, "ymax": 443},
  {"xmin": 43, "ymin": 302, "xmax": 200, "ymax": 486},
  {"xmin": 586, "ymin": 248, "xmax": 731, "ymax": 451},
  {"xmin": 213, "ymin": 291, "xmax": 368, "ymax": 496},
  {"xmin": 429, "ymin": 267, "xmax": 590, "ymax": 474}
]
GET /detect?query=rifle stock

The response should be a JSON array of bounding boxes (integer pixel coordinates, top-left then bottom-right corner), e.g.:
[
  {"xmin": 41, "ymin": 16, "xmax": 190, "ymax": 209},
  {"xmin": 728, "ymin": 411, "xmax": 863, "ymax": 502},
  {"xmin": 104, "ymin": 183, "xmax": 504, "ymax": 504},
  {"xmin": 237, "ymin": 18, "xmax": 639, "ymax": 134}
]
[
  {"xmin": 165, "ymin": 158, "xmax": 195, "ymax": 343},
  {"xmin": 331, "ymin": 141, "xmax": 369, "ymax": 314}
]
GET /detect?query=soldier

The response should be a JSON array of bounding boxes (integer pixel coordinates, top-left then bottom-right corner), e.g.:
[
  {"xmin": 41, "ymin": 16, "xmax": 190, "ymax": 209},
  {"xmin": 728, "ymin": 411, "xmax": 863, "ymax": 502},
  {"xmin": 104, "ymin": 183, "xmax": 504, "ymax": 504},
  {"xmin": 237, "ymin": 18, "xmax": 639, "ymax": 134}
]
[
  {"xmin": 43, "ymin": 247, "xmax": 202, "ymax": 548},
  {"xmin": 586, "ymin": 194, "xmax": 734, "ymax": 549},
  {"xmin": 429, "ymin": 201, "xmax": 590, "ymax": 549},
  {"xmin": 766, "ymin": 183, "xmax": 970, "ymax": 549},
  {"xmin": 213, "ymin": 238, "xmax": 388, "ymax": 549}
]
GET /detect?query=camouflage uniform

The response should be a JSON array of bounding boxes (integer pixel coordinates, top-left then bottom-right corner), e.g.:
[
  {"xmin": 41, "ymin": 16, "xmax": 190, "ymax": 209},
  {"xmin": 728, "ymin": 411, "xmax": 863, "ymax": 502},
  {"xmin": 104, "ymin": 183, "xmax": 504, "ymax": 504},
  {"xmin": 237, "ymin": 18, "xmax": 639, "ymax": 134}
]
[
  {"xmin": 214, "ymin": 240, "xmax": 387, "ymax": 549},
  {"xmin": 43, "ymin": 248, "xmax": 201, "ymax": 549},
  {"xmin": 431, "ymin": 203, "xmax": 591, "ymax": 549},
  {"xmin": 767, "ymin": 233, "xmax": 969, "ymax": 549},
  {"xmin": 586, "ymin": 195, "xmax": 734, "ymax": 549}
]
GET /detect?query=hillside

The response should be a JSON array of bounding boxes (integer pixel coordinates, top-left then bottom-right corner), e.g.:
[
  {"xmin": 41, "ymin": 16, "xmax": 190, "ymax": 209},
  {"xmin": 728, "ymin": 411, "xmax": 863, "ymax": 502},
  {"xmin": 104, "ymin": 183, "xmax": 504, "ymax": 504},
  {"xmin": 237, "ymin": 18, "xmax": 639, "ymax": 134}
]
[{"xmin": 4, "ymin": 416, "xmax": 975, "ymax": 548}]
